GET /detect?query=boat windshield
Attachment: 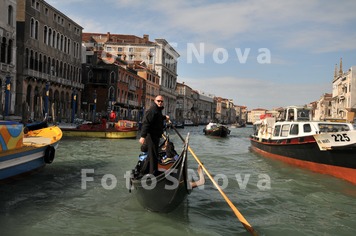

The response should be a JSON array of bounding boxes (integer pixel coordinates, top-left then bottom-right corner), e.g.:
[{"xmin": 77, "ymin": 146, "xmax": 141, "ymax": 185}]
[
  {"xmin": 296, "ymin": 109, "xmax": 310, "ymax": 121},
  {"xmin": 318, "ymin": 123, "xmax": 351, "ymax": 133}
]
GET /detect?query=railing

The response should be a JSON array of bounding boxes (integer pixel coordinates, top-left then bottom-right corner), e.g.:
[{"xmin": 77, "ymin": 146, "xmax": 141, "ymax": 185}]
[
  {"xmin": 23, "ymin": 68, "xmax": 84, "ymax": 89},
  {"xmin": 0, "ymin": 63, "xmax": 15, "ymax": 73}
]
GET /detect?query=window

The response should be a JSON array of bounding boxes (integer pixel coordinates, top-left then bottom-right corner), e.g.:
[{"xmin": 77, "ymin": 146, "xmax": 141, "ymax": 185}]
[
  {"xmin": 281, "ymin": 124, "xmax": 290, "ymax": 137},
  {"xmin": 35, "ymin": 21, "xmax": 39, "ymax": 39},
  {"xmin": 43, "ymin": 26, "xmax": 48, "ymax": 44},
  {"xmin": 303, "ymin": 124, "xmax": 312, "ymax": 133},
  {"xmin": 273, "ymin": 125, "xmax": 281, "ymax": 137},
  {"xmin": 318, "ymin": 123, "xmax": 350, "ymax": 133},
  {"xmin": 8, "ymin": 6, "xmax": 13, "ymax": 26},
  {"xmin": 30, "ymin": 18, "xmax": 35, "ymax": 38},
  {"xmin": 289, "ymin": 124, "xmax": 299, "ymax": 135}
]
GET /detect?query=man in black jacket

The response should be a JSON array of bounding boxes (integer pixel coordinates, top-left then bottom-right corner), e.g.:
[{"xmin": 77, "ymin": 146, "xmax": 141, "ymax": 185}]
[{"xmin": 139, "ymin": 95, "xmax": 169, "ymax": 174}]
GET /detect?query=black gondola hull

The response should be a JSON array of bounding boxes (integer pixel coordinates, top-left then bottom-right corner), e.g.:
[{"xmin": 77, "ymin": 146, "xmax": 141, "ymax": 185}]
[
  {"xmin": 130, "ymin": 143, "xmax": 191, "ymax": 212},
  {"xmin": 203, "ymin": 126, "xmax": 230, "ymax": 137}
]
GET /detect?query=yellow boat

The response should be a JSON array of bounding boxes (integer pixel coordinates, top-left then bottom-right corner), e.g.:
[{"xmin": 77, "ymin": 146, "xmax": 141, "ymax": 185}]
[
  {"xmin": 0, "ymin": 122, "xmax": 63, "ymax": 181},
  {"xmin": 61, "ymin": 120, "xmax": 138, "ymax": 139}
]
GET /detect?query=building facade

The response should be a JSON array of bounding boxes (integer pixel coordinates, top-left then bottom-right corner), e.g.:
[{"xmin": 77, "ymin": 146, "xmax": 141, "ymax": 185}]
[
  {"xmin": 331, "ymin": 60, "xmax": 356, "ymax": 122},
  {"xmin": 16, "ymin": 0, "xmax": 83, "ymax": 122},
  {"xmin": 313, "ymin": 93, "xmax": 332, "ymax": 121},
  {"xmin": 196, "ymin": 90, "xmax": 215, "ymax": 124},
  {"xmin": 81, "ymin": 53, "xmax": 145, "ymax": 122},
  {"xmin": 0, "ymin": 0, "xmax": 16, "ymax": 117},
  {"xmin": 154, "ymin": 39, "xmax": 179, "ymax": 119},
  {"xmin": 175, "ymin": 82, "xmax": 194, "ymax": 123},
  {"xmin": 82, "ymin": 33, "xmax": 178, "ymax": 118}
]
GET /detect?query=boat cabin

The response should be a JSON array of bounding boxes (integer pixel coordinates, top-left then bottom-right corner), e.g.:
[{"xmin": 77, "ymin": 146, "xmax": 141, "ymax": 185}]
[
  {"xmin": 277, "ymin": 106, "xmax": 311, "ymax": 122},
  {"xmin": 252, "ymin": 106, "xmax": 355, "ymax": 141}
]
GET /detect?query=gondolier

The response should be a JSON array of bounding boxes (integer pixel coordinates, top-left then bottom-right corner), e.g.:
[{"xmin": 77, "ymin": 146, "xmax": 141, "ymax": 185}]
[{"xmin": 139, "ymin": 95, "xmax": 169, "ymax": 174}]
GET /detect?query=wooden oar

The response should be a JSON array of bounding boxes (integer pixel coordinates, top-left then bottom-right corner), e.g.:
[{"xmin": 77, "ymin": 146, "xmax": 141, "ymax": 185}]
[{"xmin": 170, "ymin": 123, "xmax": 258, "ymax": 236}]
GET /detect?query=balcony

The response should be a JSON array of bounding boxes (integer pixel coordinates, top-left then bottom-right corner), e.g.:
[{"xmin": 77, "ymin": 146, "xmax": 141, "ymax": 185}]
[
  {"xmin": 24, "ymin": 69, "xmax": 84, "ymax": 89},
  {"xmin": 0, "ymin": 63, "xmax": 15, "ymax": 73}
]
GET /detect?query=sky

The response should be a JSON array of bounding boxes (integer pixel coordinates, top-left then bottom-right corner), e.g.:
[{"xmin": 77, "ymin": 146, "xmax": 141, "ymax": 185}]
[{"xmin": 47, "ymin": 0, "xmax": 356, "ymax": 110}]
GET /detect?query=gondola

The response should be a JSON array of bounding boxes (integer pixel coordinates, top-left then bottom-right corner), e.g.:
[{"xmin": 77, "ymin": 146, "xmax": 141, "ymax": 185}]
[
  {"xmin": 129, "ymin": 134, "xmax": 192, "ymax": 213},
  {"xmin": 203, "ymin": 122, "xmax": 230, "ymax": 137}
]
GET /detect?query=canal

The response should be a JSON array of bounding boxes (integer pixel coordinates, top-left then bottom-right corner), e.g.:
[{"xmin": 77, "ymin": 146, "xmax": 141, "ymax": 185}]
[{"xmin": 0, "ymin": 126, "xmax": 355, "ymax": 235}]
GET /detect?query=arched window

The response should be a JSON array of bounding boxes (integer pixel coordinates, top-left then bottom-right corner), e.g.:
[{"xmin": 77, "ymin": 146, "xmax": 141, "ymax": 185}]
[
  {"xmin": 30, "ymin": 18, "xmax": 35, "ymax": 38},
  {"xmin": 59, "ymin": 61, "xmax": 63, "ymax": 77},
  {"xmin": 25, "ymin": 48, "xmax": 29, "ymax": 68},
  {"xmin": 64, "ymin": 36, "xmax": 67, "ymax": 52},
  {"xmin": 0, "ymin": 37, "xmax": 6, "ymax": 63},
  {"xmin": 35, "ymin": 20, "xmax": 39, "ymax": 39},
  {"xmin": 48, "ymin": 28, "xmax": 52, "ymax": 46},
  {"xmin": 67, "ymin": 38, "xmax": 71, "ymax": 54},
  {"xmin": 38, "ymin": 53, "xmax": 42, "ymax": 72},
  {"xmin": 43, "ymin": 26, "xmax": 48, "ymax": 44},
  {"xmin": 34, "ymin": 51, "xmax": 38, "ymax": 71},
  {"xmin": 30, "ymin": 50, "xmax": 34, "ymax": 69},
  {"xmin": 60, "ymin": 35, "xmax": 63, "ymax": 51},
  {"xmin": 110, "ymin": 71, "xmax": 116, "ymax": 84},
  {"xmin": 56, "ymin": 33, "xmax": 60, "ymax": 49}
]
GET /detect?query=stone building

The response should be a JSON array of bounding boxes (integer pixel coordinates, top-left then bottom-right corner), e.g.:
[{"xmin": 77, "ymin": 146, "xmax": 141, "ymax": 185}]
[
  {"xmin": 154, "ymin": 38, "xmax": 179, "ymax": 119},
  {"xmin": 331, "ymin": 59, "xmax": 356, "ymax": 122},
  {"xmin": 16, "ymin": 0, "xmax": 83, "ymax": 122},
  {"xmin": 248, "ymin": 108, "xmax": 268, "ymax": 124},
  {"xmin": 195, "ymin": 90, "xmax": 215, "ymax": 124},
  {"xmin": 215, "ymin": 97, "xmax": 229, "ymax": 123},
  {"xmin": 0, "ymin": 0, "xmax": 16, "ymax": 117},
  {"xmin": 82, "ymin": 33, "xmax": 179, "ymax": 119},
  {"xmin": 81, "ymin": 52, "xmax": 146, "ymax": 122},
  {"xmin": 175, "ymin": 82, "xmax": 194, "ymax": 123},
  {"xmin": 134, "ymin": 61, "xmax": 160, "ymax": 111},
  {"xmin": 313, "ymin": 93, "xmax": 332, "ymax": 121}
]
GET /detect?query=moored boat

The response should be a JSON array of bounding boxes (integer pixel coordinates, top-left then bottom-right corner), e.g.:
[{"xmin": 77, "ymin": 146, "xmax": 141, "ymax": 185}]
[
  {"xmin": 0, "ymin": 121, "xmax": 62, "ymax": 181},
  {"xmin": 203, "ymin": 122, "xmax": 231, "ymax": 137},
  {"xmin": 250, "ymin": 106, "xmax": 356, "ymax": 184},
  {"xmin": 60, "ymin": 119, "xmax": 138, "ymax": 139}
]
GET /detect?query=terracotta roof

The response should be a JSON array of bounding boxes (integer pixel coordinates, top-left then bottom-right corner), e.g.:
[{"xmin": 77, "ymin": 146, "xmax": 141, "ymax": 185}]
[{"xmin": 82, "ymin": 32, "xmax": 155, "ymax": 45}]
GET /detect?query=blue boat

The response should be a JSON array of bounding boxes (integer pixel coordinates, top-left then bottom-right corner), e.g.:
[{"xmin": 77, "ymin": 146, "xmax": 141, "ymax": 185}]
[{"xmin": 0, "ymin": 121, "xmax": 62, "ymax": 181}]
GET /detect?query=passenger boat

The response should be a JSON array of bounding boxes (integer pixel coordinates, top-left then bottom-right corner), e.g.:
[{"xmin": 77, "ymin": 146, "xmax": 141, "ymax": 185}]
[
  {"xmin": 203, "ymin": 122, "xmax": 231, "ymax": 137},
  {"xmin": 61, "ymin": 119, "xmax": 138, "ymax": 139},
  {"xmin": 130, "ymin": 134, "xmax": 204, "ymax": 212},
  {"xmin": 0, "ymin": 121, "xmax": 63, "ymax": 181},
  {"xmin": 250, "ymin": 106, "xmax": 356, "ymax": 184}
]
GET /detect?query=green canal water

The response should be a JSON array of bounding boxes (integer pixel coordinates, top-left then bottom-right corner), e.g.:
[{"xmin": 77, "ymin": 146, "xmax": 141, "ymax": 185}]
[{"xmin": 0, "ymin": 126, "xmax": 355, "ymax": 236}]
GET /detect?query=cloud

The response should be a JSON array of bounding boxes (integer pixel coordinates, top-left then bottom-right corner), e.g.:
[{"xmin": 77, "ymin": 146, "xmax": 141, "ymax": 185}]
[{"xmin": 48, "ymin": 0, "xmax": 356, "ymax": 53}]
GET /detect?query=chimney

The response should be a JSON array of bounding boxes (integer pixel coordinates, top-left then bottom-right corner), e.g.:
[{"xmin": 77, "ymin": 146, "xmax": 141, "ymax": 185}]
[
  {"xmin": 143, "ymin": 34, "xmax": 149, "ymax": 43},
  {"xmin": 107, "ymin": 32, "xmax": 110, "ymax": 40}
]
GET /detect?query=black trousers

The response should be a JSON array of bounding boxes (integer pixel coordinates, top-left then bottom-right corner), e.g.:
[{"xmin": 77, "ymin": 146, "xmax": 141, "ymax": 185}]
[{"xmin": 146, "ymin": 134, "xmax": 160, "ymax": 174}]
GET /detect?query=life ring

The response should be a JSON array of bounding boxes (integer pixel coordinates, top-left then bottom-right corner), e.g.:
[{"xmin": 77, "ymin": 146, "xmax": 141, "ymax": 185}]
[{"xmin": 44, "ymin": 146, "xmax": 55, "ymax": 164}]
